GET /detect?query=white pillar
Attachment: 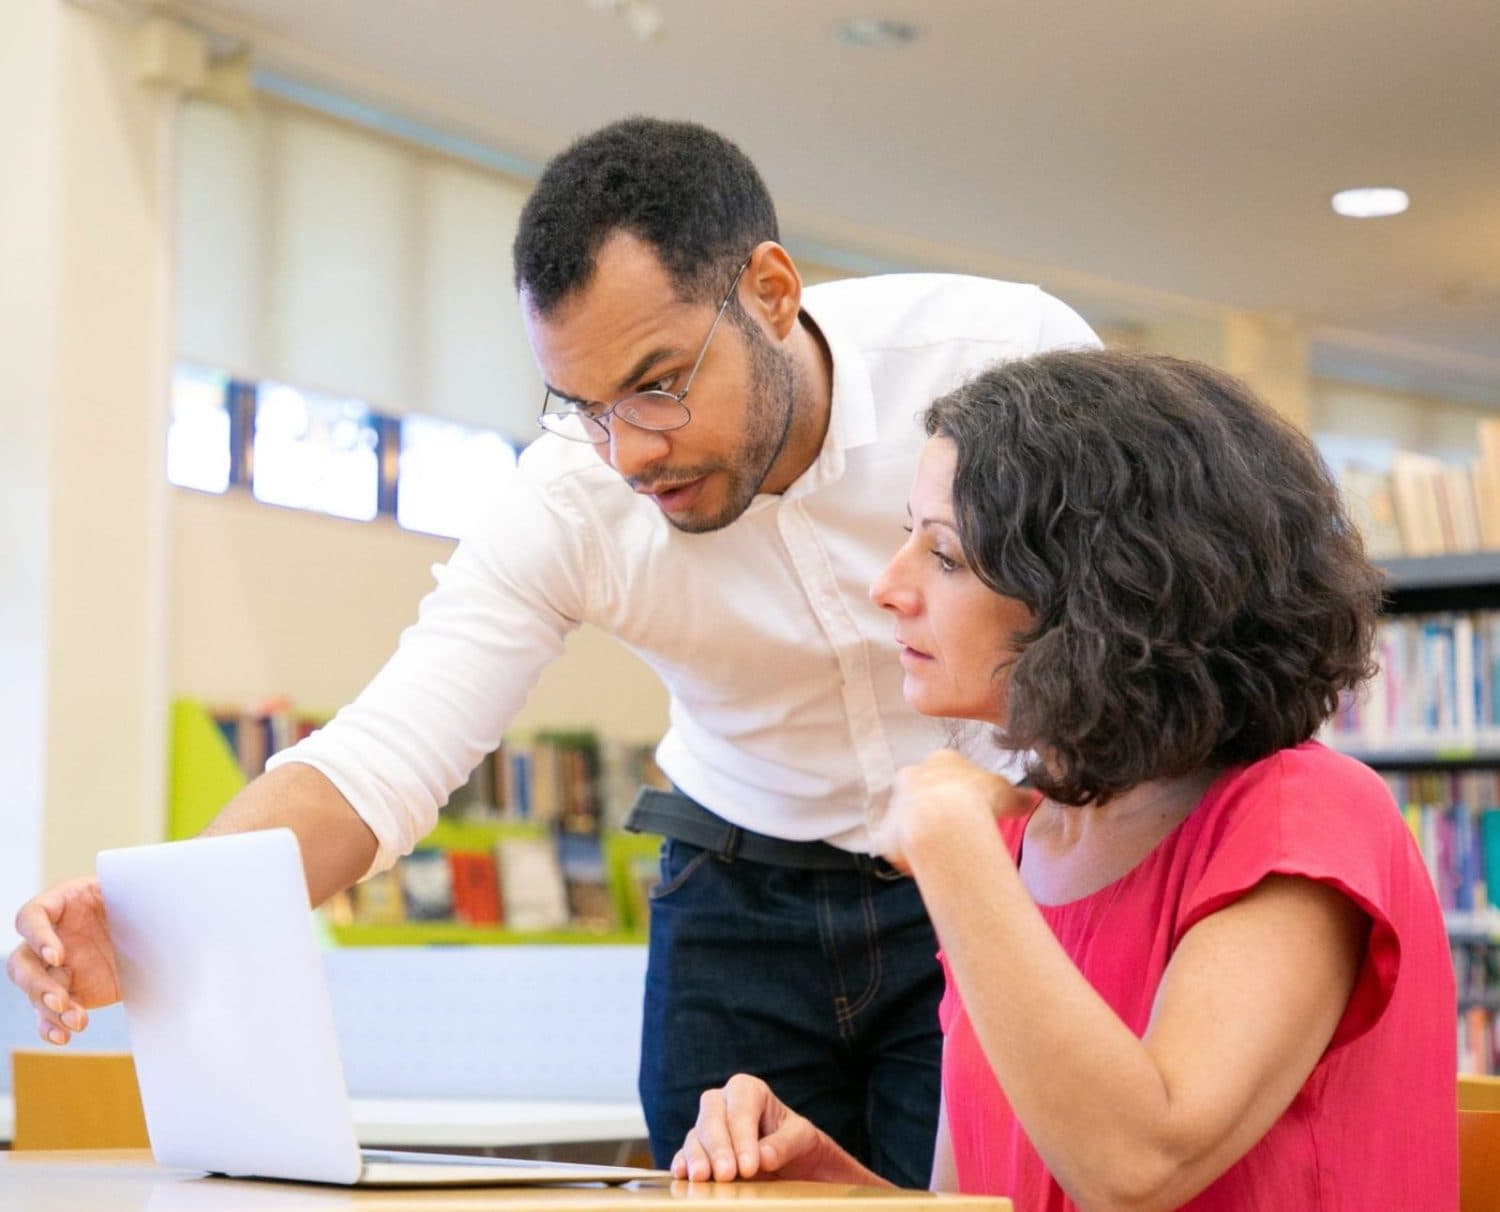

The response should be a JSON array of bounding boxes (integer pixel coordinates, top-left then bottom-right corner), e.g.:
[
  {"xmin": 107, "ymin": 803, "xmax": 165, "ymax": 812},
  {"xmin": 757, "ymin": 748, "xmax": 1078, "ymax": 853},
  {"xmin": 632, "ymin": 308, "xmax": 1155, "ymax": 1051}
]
[
  {"xmin": 0, "ymin": 1, "xmax": 186, "ymax": 917},
  {"xmin": 0, "ymin": 0, "xmax": 61, "ymax": 938},
  {"xmin": 1146, "ymin": 311, "xmax": 1310, "ymax": 430}
]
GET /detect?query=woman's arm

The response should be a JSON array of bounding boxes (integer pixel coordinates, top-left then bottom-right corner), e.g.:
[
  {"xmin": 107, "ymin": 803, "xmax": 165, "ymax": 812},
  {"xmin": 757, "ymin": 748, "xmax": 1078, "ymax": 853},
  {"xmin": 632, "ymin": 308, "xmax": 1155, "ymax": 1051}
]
[{"xmin": 889, "ymin": 753, "xmax": 1365, "ymax": 1212}]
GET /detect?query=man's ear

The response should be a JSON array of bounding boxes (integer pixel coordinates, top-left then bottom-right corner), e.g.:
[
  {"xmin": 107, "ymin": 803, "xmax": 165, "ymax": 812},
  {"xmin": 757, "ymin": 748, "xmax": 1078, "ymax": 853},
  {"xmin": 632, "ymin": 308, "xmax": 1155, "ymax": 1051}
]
[{"xmin": 743, "ymin": 242, "xmax": 802, "ymax": 341}]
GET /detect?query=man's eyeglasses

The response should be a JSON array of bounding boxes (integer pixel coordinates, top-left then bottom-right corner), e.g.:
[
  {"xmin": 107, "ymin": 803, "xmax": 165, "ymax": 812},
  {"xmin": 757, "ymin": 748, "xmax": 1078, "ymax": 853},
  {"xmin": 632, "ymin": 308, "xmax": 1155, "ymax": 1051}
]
[{"xmin": 537, "ymin": 258, "xmax": 750, "ymax": 444}]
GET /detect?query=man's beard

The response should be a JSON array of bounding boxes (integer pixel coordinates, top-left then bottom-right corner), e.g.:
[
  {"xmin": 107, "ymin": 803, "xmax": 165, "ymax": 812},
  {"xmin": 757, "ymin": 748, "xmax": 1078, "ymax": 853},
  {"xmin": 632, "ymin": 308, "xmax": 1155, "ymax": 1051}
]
[{"xmin": 659, "ymin": 317, "xmax": 799, "ymax": 535}]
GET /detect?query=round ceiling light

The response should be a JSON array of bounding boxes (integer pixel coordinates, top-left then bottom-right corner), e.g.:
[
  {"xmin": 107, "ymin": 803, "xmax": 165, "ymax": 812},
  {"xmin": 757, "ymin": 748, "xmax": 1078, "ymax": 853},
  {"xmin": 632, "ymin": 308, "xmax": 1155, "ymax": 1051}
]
[
  {"xmin": 835, "ymin": 19, "xmax": 920, "ymax": 47},
  {"xmin": 1330, "ymin": 187, "xmax": 1410, "ymax": 219}
]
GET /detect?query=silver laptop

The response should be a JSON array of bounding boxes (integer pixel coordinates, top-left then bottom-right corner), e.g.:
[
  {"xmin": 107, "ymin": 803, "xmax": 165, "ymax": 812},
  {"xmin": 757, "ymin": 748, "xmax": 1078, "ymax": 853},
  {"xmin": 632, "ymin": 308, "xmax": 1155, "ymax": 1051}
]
[{"xmin": 96, "ymin": 829, "xmax": 664, "ymax": 1187}]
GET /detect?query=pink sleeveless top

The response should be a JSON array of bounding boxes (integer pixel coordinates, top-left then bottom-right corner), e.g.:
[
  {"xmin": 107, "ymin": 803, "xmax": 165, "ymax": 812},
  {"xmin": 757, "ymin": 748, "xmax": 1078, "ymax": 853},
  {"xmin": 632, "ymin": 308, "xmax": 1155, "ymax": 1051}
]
[{"xmin": 939, "ymin": 742, "xmax": 1457, "ymax": 1211}]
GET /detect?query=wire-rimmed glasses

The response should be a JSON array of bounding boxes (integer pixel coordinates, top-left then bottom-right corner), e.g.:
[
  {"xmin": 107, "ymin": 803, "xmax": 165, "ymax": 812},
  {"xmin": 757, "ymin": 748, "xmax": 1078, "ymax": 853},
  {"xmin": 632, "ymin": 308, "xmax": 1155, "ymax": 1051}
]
[{"xmin": 537, "ymin": 258, "xmax": 750, "ymax": 444}]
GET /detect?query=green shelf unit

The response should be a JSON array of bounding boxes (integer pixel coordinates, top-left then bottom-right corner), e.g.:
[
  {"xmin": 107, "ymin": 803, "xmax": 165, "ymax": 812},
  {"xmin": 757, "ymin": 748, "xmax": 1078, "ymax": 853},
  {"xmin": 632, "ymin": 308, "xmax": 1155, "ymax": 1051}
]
[
  {"xmin": 168, "ymin": 698, "xmax": 247, "ymax": 840},
  {"xmin": 413, "ymin": 819, "xmax": 662, "ymax": 941},
  {"xmin": 604, "ymin": 829, "xmax": 662, "ymax": 936},
  {"xmin": 169, "ymin": 697, "xmax": 663, "ymax": 946},
  {"xmin": 424, "ymin": 817, "xmax": 549, "ymax": 850},
  {"xmin": 327, "ymin": 922, "xmax": 646, "ymax": 947}
]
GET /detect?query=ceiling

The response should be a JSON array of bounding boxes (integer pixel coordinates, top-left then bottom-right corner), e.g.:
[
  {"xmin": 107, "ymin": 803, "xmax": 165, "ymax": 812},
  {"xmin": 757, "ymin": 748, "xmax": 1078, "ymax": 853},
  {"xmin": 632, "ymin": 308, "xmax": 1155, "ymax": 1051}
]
[{"xmin": 166, "ymin": 0, "xmax": 1500, "ymax": 402}]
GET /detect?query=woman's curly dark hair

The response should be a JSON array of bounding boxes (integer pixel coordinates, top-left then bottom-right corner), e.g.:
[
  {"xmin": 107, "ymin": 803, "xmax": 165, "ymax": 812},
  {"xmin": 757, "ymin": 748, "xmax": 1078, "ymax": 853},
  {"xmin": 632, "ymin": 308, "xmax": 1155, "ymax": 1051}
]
[{"xmin": 925, "ymin": 349, "xmax": 1384, "ymax": 806}]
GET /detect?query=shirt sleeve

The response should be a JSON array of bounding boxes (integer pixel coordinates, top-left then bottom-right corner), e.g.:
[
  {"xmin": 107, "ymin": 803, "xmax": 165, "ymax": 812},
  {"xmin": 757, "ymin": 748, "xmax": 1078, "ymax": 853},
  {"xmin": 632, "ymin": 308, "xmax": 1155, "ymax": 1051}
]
[
  {"xmin": 1174, "ymin": 750, "xmax": 1409, "ymax": 1050},
  {"xmin": 265, "ymin": 469, "xmax": 595, "ymax": 877}
]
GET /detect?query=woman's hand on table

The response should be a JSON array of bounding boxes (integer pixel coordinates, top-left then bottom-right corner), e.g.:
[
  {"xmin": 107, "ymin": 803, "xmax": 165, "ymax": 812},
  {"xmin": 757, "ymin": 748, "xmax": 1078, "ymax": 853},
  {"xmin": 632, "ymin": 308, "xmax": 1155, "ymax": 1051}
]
[{"xmin": 672, "ymin": 1074, "xmax": 831, "ymax": 1182}]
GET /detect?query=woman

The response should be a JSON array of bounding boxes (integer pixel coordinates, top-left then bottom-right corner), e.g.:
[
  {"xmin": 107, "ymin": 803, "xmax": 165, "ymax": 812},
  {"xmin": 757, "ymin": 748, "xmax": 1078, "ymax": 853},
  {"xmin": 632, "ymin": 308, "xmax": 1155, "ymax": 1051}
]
[{"xmin": 673, "ymin": 350, "xmax": 1456, "ymax": 1210}]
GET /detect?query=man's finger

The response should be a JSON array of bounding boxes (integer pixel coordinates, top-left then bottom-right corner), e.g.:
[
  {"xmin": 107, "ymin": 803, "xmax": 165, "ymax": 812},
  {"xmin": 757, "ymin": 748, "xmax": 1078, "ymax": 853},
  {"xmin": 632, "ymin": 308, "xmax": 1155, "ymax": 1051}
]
[
  {"xmin": 43, "ymin": 972, "xmax": 87, "ymax": 1031},
  {"xmin": 7, "ymin": 946, "xmax": 63, "ymax": 1006},
  {"xmin": 13, "ymin": 898, "xmax": 66, "ymax": 968}
]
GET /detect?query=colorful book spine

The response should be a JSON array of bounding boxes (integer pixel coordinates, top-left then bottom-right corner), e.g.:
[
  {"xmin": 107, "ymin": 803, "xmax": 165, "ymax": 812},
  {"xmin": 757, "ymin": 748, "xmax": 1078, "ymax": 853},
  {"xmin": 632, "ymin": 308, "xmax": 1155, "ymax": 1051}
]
[{"xmin": 1326, "ymin": 610, "xmax": 1500, "ymax": 752}]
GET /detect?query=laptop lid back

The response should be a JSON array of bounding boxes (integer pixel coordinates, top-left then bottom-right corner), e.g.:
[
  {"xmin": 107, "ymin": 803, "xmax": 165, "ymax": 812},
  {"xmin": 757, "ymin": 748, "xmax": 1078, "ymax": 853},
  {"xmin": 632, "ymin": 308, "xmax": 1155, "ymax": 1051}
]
[{"xmin": 97, "ymin": 829, "xmax": 364, "ymax": 1184}]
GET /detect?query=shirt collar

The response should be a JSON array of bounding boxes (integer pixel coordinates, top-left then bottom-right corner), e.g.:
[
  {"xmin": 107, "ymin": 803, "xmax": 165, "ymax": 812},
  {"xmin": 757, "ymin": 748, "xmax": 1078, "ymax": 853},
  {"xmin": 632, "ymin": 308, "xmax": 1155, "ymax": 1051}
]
[
  {"xmin": 781, "ymin": 290, "xmax": 878, "ymax": 499},
  {"xmin": 803, "ymin": 289, "xmax": 878, "ymax": 454}
]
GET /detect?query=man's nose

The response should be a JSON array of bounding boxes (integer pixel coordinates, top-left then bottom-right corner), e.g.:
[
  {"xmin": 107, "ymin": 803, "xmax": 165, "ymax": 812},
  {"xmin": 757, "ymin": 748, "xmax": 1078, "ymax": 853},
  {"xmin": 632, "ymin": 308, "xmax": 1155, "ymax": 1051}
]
[{"xmin": 602, "ymin": 421, "xmax": 671, "ymax": 480}]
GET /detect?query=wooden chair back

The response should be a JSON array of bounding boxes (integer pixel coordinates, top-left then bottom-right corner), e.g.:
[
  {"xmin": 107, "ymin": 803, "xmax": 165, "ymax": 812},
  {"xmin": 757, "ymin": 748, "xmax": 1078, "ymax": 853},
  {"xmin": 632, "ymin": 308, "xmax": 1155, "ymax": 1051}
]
[
  {"xmin": 10, "ymin": 1049, "xmax": 150, "ymax": 1150},
  {"xmin": 1460, "ymin": 1074, "xmax": 1500, "ymax": 1212}
]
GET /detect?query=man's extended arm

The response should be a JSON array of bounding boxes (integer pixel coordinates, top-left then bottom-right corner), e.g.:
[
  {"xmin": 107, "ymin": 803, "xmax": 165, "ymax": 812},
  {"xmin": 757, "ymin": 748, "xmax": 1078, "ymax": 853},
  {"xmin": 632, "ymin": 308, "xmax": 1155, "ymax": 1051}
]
[{"xmin": 200, "ymin": 762, "xmax": 377, "ymax": 906}]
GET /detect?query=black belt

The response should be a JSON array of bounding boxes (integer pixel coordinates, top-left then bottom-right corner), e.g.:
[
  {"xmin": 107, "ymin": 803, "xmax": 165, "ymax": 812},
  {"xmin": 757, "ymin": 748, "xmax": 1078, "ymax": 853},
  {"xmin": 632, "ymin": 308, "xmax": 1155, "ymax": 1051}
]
[{"xmin": 625, "ymin": 787, "xmax": 899, "ymax": 874}]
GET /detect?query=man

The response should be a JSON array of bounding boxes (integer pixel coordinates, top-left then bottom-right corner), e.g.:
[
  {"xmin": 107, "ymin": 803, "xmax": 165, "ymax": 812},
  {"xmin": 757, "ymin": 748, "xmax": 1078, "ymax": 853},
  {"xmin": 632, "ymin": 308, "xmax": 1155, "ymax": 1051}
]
[{"xmin": 9, "ymin": 118, "xmax": 1097, "ymax": 1186}]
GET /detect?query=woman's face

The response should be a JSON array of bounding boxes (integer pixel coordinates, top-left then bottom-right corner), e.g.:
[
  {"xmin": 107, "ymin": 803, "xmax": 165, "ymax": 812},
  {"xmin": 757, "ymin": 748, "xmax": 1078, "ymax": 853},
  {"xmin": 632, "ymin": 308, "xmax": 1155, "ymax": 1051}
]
[{"xmin": 870, "ymin": 437, "xmax": 1035, "ymax": 724}]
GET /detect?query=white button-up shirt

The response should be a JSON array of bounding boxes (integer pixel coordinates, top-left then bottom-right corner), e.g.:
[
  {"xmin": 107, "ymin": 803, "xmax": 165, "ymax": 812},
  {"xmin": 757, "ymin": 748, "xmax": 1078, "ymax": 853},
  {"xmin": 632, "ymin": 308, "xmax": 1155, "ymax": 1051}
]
[{"xmin": 268, "ymin": 274, "xmax": 1099, "ymax": 873}]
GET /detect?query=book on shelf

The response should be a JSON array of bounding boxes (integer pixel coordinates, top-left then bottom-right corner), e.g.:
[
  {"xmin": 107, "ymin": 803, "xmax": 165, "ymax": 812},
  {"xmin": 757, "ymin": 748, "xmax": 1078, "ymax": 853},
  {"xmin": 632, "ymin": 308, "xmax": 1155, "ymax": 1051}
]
[
  {"xmin": 399, "ymin": 848, "xmax": 455, "ymax": 921},
  {"xmin": 209, "ymin": 697, "xmax": 323, "ymax": 782},
  {"xmin": 1331, "ymin": 421, "xmax": 1500, "ymax": 560},
  {"xmin": 494, "ymin": 834, "xmax": 571, "ymax": 931},
  {"xmin": 1380, "ymin": 767, "xmax": 1500, "ymax": 1075},
  {"xmin": 439, "ymin": 729, "xmax": 667, "ymax": 832},
  {"xmin": 449, "ymin": 850, "xmax": 503, "ymax": 926},
  {"xmin": 557, "ymin": 831, "xmax": 618, "ymax": 932},
  {"xmin": 1337, "ymin": 464, "xmax": 1404, "ymax": 560},
  {"xmin": 334, "ymin": 827, "xmax": 660, "ymax": 938},
  {"xmin": 173, "ymin": 702, "xmax": 665, "ymax": 939},
  {"xmin": 1389, "ymin": 451, "xmax": 1452, "ymax": 558},
  {"xmin": 352, "ymin": 867, "xmax": 406, "ymax": 925},
  {"xmin": 1325, "ymin": 610, "xmax": 1500, "ymax": 753}
]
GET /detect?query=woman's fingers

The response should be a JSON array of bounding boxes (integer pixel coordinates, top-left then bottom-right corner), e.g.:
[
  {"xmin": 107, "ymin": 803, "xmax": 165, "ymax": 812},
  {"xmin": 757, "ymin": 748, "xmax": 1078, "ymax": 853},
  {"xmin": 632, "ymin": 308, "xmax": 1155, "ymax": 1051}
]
[
  {"xmin": 676, "ymin": 1128, "xmax": 716, "ymax": 1182},
  {"xmin": 758, "ymin": 1113, "xmax": 819, "ymax": 1174},
  {"xmin": 676, "ymin": 1076, "xmax": 783, "ymax": 1182},
  {"xmin": 723, "ymin": 1074, "xmax": 773, "ymax": 1177},
  {"xmin": 692, "ymin": 1087, "xmax": 746, "ymax": 1181}
]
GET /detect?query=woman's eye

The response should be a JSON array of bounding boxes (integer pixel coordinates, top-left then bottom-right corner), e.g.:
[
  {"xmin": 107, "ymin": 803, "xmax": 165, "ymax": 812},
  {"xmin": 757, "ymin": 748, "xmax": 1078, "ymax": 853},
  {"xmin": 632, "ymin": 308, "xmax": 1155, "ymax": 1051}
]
[{"xmin": 933, "ymin": 550, "xmax": 958, "ymax": 573}]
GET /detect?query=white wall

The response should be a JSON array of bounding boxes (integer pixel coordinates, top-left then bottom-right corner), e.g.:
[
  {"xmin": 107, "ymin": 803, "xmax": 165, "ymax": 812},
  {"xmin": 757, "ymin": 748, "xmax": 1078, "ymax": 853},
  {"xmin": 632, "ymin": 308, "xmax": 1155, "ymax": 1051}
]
[
  {"xmin": 2, "ymin": 3, "xmax": 176, "ymax": 894},
  {"xmin": 0, "ymin": 0, "xmax": 60, "ymax": 928},
  {"xmin": 168, "ymin": 488, "xmax": 669, "ymax": 744},
  {"xmin": 1308, "ymin": 377, "xmax": 1496, "ymax": 463}
]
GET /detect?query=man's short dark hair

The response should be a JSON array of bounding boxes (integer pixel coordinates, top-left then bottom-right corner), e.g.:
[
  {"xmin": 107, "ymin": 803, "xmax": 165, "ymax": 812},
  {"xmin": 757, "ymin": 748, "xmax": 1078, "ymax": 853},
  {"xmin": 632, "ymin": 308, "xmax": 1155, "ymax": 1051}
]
[
  {"xmin": 513, "ymin": 117, "xmax": 779, "ymax": 316},
  {"xmin": 925, "ymin": 349, "xmax": 1384, "ymax": 806}
]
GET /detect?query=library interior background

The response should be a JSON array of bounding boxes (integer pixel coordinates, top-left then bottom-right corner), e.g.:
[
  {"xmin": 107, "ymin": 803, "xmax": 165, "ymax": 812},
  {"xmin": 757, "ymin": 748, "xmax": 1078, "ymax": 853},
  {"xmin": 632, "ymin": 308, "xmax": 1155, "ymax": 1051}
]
[{"xmin": 4, "ymin": 0, "xmax": 1499, "ymax": 1144}]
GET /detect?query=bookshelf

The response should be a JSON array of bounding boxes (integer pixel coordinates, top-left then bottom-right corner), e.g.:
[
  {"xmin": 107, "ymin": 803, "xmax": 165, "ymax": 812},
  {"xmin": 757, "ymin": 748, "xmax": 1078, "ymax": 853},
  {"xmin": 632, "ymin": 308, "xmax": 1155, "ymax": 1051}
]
[
  {"xmin": 1325, "ymin": 553, "xmax": 1500, "ymax": 1074},
  {"xmin": 169, "ymin": 698, "xmax": 662, "ymax": 946}
]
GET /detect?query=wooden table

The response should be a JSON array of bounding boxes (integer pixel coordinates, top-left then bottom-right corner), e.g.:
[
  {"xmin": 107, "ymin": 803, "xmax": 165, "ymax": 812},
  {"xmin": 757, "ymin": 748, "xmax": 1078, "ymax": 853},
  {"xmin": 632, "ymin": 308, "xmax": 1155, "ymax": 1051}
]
[{"xmin": 0, "ymin": 1151, "xmax": 1012, "ymax": 1212}]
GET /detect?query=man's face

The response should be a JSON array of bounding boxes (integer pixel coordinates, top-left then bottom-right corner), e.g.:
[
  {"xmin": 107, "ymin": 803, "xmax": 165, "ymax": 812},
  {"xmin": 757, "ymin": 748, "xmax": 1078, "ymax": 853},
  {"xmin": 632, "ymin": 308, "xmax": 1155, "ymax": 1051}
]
[{"xmin": 522, "ymin": 232, "xmax": 797, "ymax": 534}]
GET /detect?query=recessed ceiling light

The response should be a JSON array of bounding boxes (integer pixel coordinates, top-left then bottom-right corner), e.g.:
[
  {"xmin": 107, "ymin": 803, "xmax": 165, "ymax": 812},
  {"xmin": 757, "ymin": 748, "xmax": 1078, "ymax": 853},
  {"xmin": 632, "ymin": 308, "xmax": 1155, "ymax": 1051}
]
[
  {"xmin": 835, "ymin": 18, "xmax": 920, "ymax": 48},
  {"xmin": 1330, "ymin": 187, "xmax": 1410, "ymax": 219}
]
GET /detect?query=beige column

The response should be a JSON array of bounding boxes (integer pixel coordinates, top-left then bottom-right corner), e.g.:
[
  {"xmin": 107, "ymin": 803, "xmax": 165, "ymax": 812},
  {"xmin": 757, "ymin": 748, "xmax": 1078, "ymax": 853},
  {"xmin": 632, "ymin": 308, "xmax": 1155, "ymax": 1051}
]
[
  {"xmin": 0, "ymin": 2, "xmax": 200, "ymax": 905},
  {"xmin": 1144, "ymin": 311, "xmax": 1311, "ymax": 429}
]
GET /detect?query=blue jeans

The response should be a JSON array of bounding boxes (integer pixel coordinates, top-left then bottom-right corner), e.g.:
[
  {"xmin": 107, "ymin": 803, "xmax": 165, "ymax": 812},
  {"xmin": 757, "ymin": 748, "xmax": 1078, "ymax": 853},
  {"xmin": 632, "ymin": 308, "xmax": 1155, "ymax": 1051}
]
[{"xmin": 639, "ymin": 838, "xmax": 943, "ymax": 1188}]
